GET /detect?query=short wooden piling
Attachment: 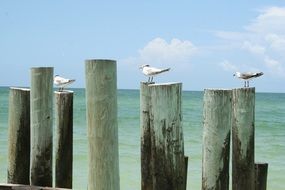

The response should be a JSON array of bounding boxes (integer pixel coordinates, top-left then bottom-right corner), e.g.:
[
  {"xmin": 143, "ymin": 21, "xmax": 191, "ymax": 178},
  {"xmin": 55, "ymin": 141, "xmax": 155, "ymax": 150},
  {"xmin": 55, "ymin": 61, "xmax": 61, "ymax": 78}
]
[
  {"xmin": 7, "ymin": 87, "xmax": 30, "ymax": 185},
  {"xmin": 184, "ymin": 156, "xmax": 188, "ymax": 190},
  {"xmin": 85, "ymin": 59, "xmax": 120, "ymax": 190},
  {"xmin": 202, "ymin": 89, "xmax": 232, "ymax": 190},
  {"xmin": 140, "ymin": 82, "xmax": 153, "ymax": 190},
  {"xmin": 55, "ymin": 91, "xmax": 73, "ymax": 188},
  {"xmin": 30, "ymin": 67, "xmax": 53, "ymax": 187},
  {"xmin": 232, "ymin": 88, "xmax": 255, "ymax": 190},
  {"xmin": 141, "ymin": 82, "xmax": 186, "ymax": 190},
  {"xmin": 255, "ymin": 163, "xmax": 268, "ymax": 190}
]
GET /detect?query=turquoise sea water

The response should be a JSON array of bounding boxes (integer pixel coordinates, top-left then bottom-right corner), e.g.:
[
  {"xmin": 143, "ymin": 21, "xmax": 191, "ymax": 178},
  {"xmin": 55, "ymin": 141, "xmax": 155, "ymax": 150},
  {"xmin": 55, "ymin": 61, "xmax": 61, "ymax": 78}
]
[{"xmin": 0, "ymin": 87, "xmax": 284, "ymax": 189}]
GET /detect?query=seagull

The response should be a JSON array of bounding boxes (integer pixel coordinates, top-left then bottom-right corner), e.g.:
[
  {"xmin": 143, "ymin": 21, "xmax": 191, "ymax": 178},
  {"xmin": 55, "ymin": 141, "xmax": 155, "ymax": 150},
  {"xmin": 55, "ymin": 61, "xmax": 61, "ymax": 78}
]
[
  {"xmin": 54, "ymin": 75, "xmax": 75, "ymax": 92},
  {"xmin": 139, "ymin": 64, "xmax": 170, "ymax": 83},
  {"xmin": 233, "ymin": 71, "xmax": 264, "ymax": 87}
]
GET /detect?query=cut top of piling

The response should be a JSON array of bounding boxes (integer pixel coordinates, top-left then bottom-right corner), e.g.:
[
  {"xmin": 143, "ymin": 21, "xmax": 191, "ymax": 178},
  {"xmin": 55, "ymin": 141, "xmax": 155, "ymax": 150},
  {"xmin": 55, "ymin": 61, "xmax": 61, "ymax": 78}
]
[
  {"xmin": 204, "ymin": 88, "xmax": 232, "ymax": 91},
  {"xmin": 30, "ymin": 67, "xmax": 54, "ymax": 74},
  {"xmin": 10, "ymin": 87, "xmax": 30, "ymax": 91},
  {"xmin": 54, "ymin": 90, "xmax": 74, "ymax": 94},
  {"xmin": 233, "ymin": 87, "xmax": 255, "ymax": 91},
  {"xmin": 147, "ymin": 82, "xmax": 182, "ymax": 86},
  {"xmin": 85, "ymin": 58, "xmax": 116, "ymax": 62},
  {"xmin": 31, "ymin": 67, "xmax": 54, "ymax": 69}
]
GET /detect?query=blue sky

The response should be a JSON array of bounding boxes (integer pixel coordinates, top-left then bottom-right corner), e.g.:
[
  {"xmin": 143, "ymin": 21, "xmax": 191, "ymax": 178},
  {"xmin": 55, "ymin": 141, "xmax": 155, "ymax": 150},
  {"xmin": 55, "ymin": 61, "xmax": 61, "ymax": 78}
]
[{"xmin": 1, "ymin": 1, "xmax": 285, "ymax": 92}]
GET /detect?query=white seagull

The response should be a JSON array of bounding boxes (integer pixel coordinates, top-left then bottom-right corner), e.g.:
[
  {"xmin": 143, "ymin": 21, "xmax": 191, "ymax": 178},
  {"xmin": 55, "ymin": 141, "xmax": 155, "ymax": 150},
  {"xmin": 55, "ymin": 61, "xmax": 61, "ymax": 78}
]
[
  {"xmin": 139, "ymin": 64, "xmax": 170, "ymax": 83},
  {"xmin": 233, "ymin": 71, "xmax": 264, "ymax": 87},
  {"xmin": 54, "ymin": 75, "xmax": 75, "ymax": 92}
]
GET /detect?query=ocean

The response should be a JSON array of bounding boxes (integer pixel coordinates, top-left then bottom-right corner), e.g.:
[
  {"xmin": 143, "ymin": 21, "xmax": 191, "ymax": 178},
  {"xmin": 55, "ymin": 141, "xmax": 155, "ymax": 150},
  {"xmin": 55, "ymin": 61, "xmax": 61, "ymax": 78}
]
[{"xmin": 0, "ymin": 87, "xmax": 284, "ymax": 189}]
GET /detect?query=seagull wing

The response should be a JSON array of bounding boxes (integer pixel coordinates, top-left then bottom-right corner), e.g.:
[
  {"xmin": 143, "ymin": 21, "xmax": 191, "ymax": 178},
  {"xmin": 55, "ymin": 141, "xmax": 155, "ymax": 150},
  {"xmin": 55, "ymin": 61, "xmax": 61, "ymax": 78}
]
[
  {"xmin": 143, "ymin": 67, "xmax": 170, "ymax": 76},
  {"xmin": 240, "ymin": 72, "xmax": 263, "ymax": 79},
  {"xmin": 239, "ymin": 72, "xmax": 254, "ymax": 79},
  {"xmin": 54, "ymin": 76, "xmax": 75, "ymax": 87}
]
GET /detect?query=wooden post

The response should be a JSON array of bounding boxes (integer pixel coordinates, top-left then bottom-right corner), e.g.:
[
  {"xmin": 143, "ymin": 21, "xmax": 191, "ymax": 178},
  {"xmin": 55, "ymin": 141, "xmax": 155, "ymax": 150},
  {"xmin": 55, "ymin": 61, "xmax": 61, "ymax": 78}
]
[
  {"xmin": 140, "ymin": 82, "xmax": 153, "ymax": 190},
  {"xmin": 30, "ymin": 67, "xmax": 53, "ymax": 187},
  {"xmin": 255, "ymin": 163, "xmax": 268, "ymax": 190},
  {"xmin": 232, "ymin": 88, "xmax": 255, "ymax": 190},
  {"xmin": 184, "ymin": 156, "xmax": 188, "ymax": 190},
  {"xmin": 202, "ymin": 89, "xmax": 232, "ymax": 190},
  {"xmin": 141, "ymin": 82, "xmax": 185, "ymax": 190},
  {"xmin": 55, "ymin": 91, "xmax": 73, "ymax": 188},
  {"xmin": 7, "ymin": 87, "xmax": 30, "ymax": 184},
  {"xmin": 85, "ymin": 59, "xmax": 120, "ymax": 190}
]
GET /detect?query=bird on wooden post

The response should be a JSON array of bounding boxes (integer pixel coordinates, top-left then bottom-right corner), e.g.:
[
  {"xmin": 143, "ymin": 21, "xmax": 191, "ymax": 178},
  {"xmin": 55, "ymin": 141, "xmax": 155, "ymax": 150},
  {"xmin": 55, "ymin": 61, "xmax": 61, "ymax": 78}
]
[
  {"xmin": 54, "ymin": 75, "xmax": 75, "ymax": 92},
  {"xmin": 139, "ymin": 64, "xmax": 170, "ymax": 83},
  {"xmin": 233, "ymin": 71, "xmax": 263, "ymax": 87}
]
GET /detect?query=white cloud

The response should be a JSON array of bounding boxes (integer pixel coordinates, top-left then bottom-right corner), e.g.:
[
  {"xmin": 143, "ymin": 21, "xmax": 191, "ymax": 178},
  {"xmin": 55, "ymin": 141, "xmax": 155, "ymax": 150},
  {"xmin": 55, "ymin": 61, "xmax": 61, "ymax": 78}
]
[
  {"xmin": 265, "ymin": 33, "xmax": 285, "ymax": 52},
  {"xmin": 214, "ymin": 6, "xmax": 285, "ymax": 78},
  {"xmin": 219, "ymin": 60, "xmax": 238, "ymax": 72},
  {"xmin": 241, "ymin": 41, "xmax": 265, "ymax": 55},
  {"xmin": 245, "ymin": 7, "xmax": 285, "ymax": 77},
  {"xmin": 264, "ymin": 56, "xmax": 285, "ymax": 78},
  {"xmin": 138, "ymin": 38, "xmax": 197, "ymax": 65},
  {"xmin": 246, "ymin": 7, "xmax": 285, "ymax": 34},
  {"xmin": 214, "ymin": 31, "xmax": 246, "ymax": 41}
]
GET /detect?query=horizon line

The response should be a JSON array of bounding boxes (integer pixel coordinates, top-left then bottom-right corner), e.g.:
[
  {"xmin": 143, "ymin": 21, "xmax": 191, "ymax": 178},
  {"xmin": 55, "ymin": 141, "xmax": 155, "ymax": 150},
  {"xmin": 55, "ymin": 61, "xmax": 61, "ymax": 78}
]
[{"xmin": 0, "ymin": 86, "xmax": 284, "ymax": 94}]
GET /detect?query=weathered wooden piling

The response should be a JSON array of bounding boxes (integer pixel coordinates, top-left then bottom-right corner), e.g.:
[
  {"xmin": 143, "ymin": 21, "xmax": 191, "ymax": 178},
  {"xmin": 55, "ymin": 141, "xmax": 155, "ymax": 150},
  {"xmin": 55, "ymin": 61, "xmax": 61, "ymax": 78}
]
[
  {"xmin": 85, "ymin": 59, "xmax": 120, "ymax": 190},
  {"xmin": 140, "ymin": 82, "xmax": 186, "ymax": 190},
  {"xmin": 55, "ymin": 91, "xmax": 73, "ymax": 188},
  {"xmin": 255, "ymin": 163, "xmax": 268, "ymax": 190},
  {"xmin": 140, "ymin": 82, "xmax": 153, "ymax": 190},
  {"xmin": 232, "ymin": 87, "xmax": 255, "ymax": 190},
  {"xmin": 202, "ymin": 89, "xmax": 232, "ymax": 190},
  {"xmin": 7, "ymin": 87, "xmax": 30, "ymax": 185},
  {"xmin": 184, "ymin": 156, "xmax": 188, "ymax": 190},
  {"xmin": 30, "ymin": 67, "xmax": 53, "ymax": 187}
]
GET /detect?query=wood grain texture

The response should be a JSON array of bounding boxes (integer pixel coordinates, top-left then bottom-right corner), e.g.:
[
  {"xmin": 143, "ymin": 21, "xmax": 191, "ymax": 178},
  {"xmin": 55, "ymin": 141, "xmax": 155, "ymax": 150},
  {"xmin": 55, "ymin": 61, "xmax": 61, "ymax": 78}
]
[
  {"xmin": 30, "ymin": 67, "xmax": 53, "ymax": 187},
  {"xmin": 85, "ymin": 59, "xmax": 120, "ymax": 190},
  {"xmin": 7, "ymin": 88, "xmax": 30, "ymax": 185},
  {"xmin": 232, "ymin": 88, "xmax": 255, "ymax": 190},
  {"xmin": 55, "ymin": 91, "xmax": 73, "ymax": 188},
  {"xmin": 140, "ymin": 82, "xmax": 153, "ymax": 190},
  {"xmin": 202, "ymin": 89, "xmax": 232, "ymax": 190},
  {"xmin": 255, "ymin": 163, "xmax": 268, "ymax": 190},
  {"xmin": 140, "ymin": 82, "xmax": 186, "ymax": 190}
]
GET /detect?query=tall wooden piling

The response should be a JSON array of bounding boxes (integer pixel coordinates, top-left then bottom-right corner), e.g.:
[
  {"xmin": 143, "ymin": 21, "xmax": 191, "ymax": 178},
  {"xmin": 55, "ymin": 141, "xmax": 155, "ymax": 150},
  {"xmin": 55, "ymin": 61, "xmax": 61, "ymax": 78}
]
[
  {"xmin": 140, "ymin": 82, "xmax": 152, "ymax": 190},
  {"xmin": 141, "ymin": 82, "xmax": 186, "ymax": 190},
  {"xmin": 7, "ymin": 87, "xmax": 30, "ymax": 185},
  {"xmin": 55, "ymin": 91, "xmax": 73, "ymax": 188},
  {"xmin": 255, "ymin": 163, "xmax": 268, "ymax": 190},
  {"xmin": 85, "ymin": 59, "xmax": 120, "ymax": 190},
  {"xmin": 232, "ymin": 87, "xmax": 255, "ymax": 190},
  {"xmin": 202, "ymin": 89, "xmax": 232, "ymax": 190},
  {"xmin": 30, "ymin": 67, "xmax": 53, "ymax": 187}
]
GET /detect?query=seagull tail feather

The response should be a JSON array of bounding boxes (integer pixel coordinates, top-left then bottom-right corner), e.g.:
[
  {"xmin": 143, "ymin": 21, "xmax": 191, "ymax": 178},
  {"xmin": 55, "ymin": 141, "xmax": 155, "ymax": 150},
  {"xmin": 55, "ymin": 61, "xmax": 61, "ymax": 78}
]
[
  {"xmin": 255, "ymin": 72, "xmax": 264, "ymax": 77},
  {"xmin": 160, "ymin": 68, "xmax": 170, "ymax": 73},
  {"xmin": 69, "ymin": 79, "xmax": 76, "ymax": 83}
]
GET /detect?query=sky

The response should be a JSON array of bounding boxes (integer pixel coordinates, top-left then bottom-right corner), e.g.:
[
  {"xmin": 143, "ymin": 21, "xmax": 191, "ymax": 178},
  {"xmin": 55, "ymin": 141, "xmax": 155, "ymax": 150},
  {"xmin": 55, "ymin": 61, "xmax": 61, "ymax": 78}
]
[{"xmin": 1, "ymin": 1, "xmax": 285, "ymax": 92}]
